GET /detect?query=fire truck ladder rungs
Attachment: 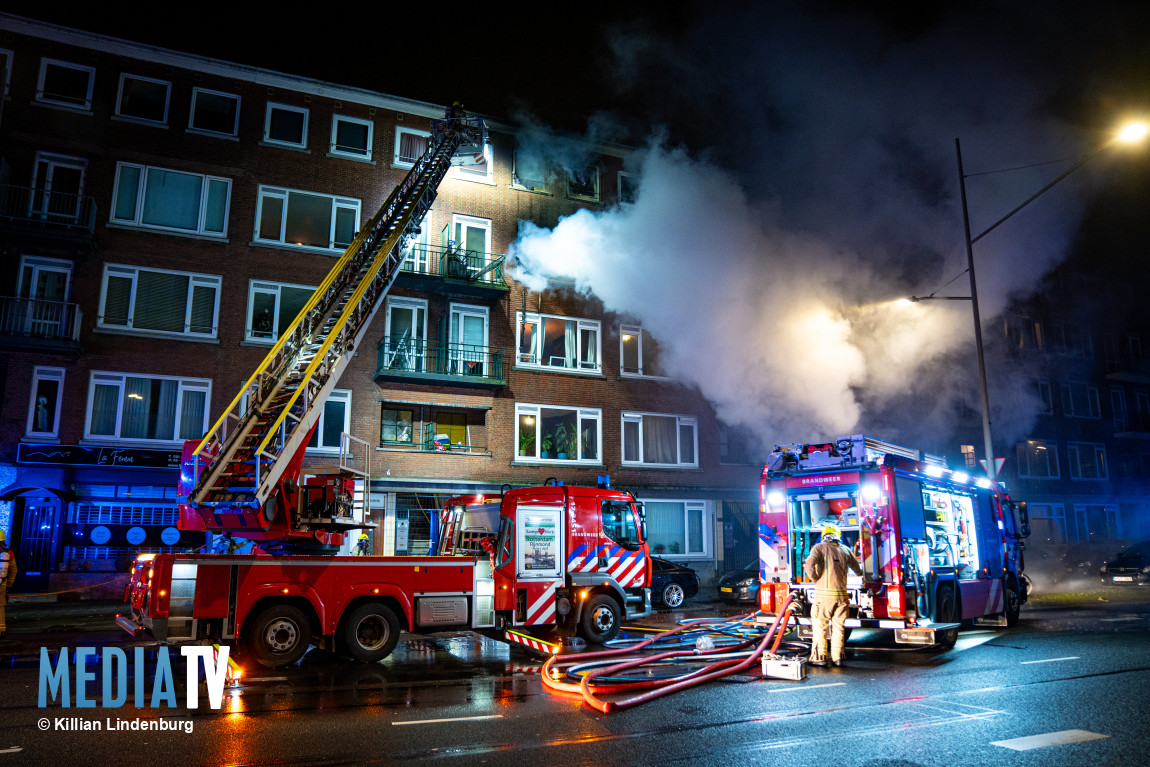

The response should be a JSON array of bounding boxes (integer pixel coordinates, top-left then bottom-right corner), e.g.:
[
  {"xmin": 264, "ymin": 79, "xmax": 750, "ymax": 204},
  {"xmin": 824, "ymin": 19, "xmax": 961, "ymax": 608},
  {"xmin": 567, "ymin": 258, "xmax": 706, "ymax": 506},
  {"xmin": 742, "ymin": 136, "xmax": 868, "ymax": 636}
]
[{"xmin": 188, "ymin": 118, "xmax": 487, "ymax": 511}]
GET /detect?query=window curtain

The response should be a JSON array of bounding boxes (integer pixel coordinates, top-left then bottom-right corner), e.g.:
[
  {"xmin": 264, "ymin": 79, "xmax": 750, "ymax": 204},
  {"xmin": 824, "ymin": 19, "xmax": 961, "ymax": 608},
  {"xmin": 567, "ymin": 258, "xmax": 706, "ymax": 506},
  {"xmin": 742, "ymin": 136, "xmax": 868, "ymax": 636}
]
[
  {"xmin": 564, "ymin": 320, "xmax": 576, "ymax": 368},
  {"xmin": 141, "ymin": 169, "xmax": 201, "ymax": 230},
  {"xmin": 90, "ymin": 384, "xmax": 119, "ymax": 435},
  {"xmin": 643, "ymin": 415, "xmax": 677, "ymax": 463},
  {"xmin": 645, "ymin": 501, "xmax": 685, "ymax": 555},
  {"xmin": 179, "ymin": 389, "xmax": 206, "ymax": 440},
  {"xmin": 120, "ymin": 377, "xmax": 152, "ymax": 438}
]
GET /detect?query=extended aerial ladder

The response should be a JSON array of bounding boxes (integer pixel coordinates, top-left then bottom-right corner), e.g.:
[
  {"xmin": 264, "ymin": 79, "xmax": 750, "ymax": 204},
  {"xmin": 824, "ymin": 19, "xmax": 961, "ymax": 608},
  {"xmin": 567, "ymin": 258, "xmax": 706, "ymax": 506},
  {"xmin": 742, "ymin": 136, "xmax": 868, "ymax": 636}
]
[{"xmin": 178, "ymin": 114, "xmax": 488, "ymax": 550}]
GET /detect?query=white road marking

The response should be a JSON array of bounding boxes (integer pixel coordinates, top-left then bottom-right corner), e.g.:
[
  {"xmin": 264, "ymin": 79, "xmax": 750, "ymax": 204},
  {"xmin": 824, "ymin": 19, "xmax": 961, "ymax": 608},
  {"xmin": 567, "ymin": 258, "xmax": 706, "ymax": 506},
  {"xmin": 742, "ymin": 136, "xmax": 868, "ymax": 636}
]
[
  {"xmin": 991, "ymin": 729, "xmax": 1109, "ymax": 751},
  {"xmin": 392, "ymin": 715, "xmax": 504, "ymax": 726},
  {"xmin": 1020, "ymin": 656, "xmax": 1079, "ymax": 665},
  {"xmin": 767, "ymin": 682, "xmax": 846, "ymax": 693},
  {"xmin": 0, "ymin": 747, "xmax": 23, "ymax": 755}
]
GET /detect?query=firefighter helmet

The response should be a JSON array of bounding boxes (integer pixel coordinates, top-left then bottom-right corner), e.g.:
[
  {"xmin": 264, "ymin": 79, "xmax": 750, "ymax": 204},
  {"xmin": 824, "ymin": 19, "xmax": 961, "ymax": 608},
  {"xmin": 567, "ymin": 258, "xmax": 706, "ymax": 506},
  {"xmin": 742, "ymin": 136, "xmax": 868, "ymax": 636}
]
[
  {"xmin": 821, "ymin": 523, "xmax": 841, "ymax": 541},
  {"xmin": 359, "ymin": 534, "xmax": 368, "ymax": 541}
]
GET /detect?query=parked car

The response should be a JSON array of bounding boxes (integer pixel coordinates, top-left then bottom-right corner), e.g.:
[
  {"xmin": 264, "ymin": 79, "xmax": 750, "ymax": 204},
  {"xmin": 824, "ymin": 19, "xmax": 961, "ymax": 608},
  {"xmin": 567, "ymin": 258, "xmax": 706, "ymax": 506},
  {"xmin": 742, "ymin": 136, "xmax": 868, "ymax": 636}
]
[
  {"xmin": 1100, "ymin": 541, "xmax": 1150, "ymax": 586},
  {"xmin": 650, "ymin": 557, "xmax": 700, "ymax": 608},
  {"xmin": 718, "ymin": 560, "xmax": 761, "ymax": 603}
]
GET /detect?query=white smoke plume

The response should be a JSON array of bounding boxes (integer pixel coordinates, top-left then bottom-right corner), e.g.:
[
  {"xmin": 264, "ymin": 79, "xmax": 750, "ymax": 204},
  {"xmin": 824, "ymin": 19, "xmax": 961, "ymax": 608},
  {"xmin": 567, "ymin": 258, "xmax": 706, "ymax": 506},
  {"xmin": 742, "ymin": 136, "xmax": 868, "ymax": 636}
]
[{"xmin": 507, "ymin": 3, "xmax": 1125, "ymax": 453}]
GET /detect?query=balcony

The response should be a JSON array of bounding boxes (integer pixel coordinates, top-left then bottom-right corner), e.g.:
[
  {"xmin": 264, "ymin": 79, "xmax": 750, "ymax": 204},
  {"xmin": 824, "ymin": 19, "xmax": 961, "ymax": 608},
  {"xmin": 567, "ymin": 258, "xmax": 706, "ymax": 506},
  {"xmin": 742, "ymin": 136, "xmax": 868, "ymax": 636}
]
[
  {"xmin": 381, "ymin": 423, "xmax": 488, "ymax": 455},
  {"xmin": 0, "ymin": 296, "xmax": 83, "ymax": 353},
  {"xmin": 376, "ymin": 337, "xmax": 506, "ymax": 387},
  {"xmin": 395, "ymin": 244, "xmax": 508, "ymax": 297},
  {"xmin": 0, "ymin": 185, "xmax": 97, "ymax": 252}
]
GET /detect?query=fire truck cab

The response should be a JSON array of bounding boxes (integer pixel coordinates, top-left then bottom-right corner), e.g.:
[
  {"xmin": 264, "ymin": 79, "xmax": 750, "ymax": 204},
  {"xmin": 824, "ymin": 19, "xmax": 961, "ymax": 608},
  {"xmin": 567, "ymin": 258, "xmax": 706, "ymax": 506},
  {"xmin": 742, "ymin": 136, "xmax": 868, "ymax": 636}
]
[{"xmin": 758, "ymin": 435, "xmax": 1030, "ymax": 647}]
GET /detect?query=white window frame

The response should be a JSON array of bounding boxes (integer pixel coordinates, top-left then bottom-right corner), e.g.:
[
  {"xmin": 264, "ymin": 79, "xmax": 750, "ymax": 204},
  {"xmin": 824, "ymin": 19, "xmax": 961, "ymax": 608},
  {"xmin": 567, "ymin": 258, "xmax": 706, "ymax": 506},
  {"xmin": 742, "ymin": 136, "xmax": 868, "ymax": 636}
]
[
  {"xmin": 97, "ymin": 263, "xmax": 222, "ymax": 339},
  {"xmin": 27, "ymin": 366, "xmax": 65, "ymax": 439},
  {"xmin": 1067, "ymin": 442, "xmax": 1108, "ymax": 481},
  {"xmin": 566, "ymin": 165, "xmax": 600, "ymax": 202},
  {"xmin": 1037, "ymin": 380, "xmax": 1053, "ymax": 415},
  {"xmin": 263, "ymin": 102, "xmax": 309, "ymax": 148},
  {"xmin": 516, "ymin": 311, "xmax": 601, "ymax": 374},
  {"xmin": 110, "ymin": 161, "xmax": 231, "ymax": 237},
  {"xmin": 1027, "ymin": 503, "xmax": 1067, "ymax": 544},
  {"xmin": 245, "ymin": 279, "xmax": 316, "ymax": 344},
  {"xmin": 0, "ymin": 49, "xmax": 12, "ymax": 97},
  {"xmin": 620, "ymin": 324, "xmax": 669, "ymax": 379},
  {"xmin": 1061, "ymin": 382, "xmax": 1101, "ymax": 418},
  {"xmin": 621, "ymin": 411, "xmax": 699, "ymax": 468},
  {"xmin": 188, "ymin": 87, "xmax": 240, "ymax": 137},
  {"xmin": 307, "ymin": 389, "xmax": 351, "ymax": 454},
  {"xmin": 393, "ymin": 126, "xmax": 430, "ymax": 168},
  {"xmin": 1072, "ymin": 503, "xmax": 1120, "ymax": 543},
  {"xmin": 514, "ymin": 403, "xmax": 602, "ymax": 465},
  {"xmin": 36, "ymin": 57, "xmax": 95, "ymax": 110},
  {"xmin": 84, "ymin": 371, "xmax": 211, "ymax": 445},
  {"xmin": 18, "ymin": 254, "xmax": 73, "ymax": 300},
  {"xmin": 639, "ymin": 498, "xmax": 710, "ymax": 559},
  {"xmin": 254, "ymin": 185, "xmax": 361, "ymax": 252},
  {"xmin": 1016, "ymin": 439, "xmax": 1060, "ymax": 479},
  {"xmin": 114, "ymin": 73, "xmax": 171, "ymax": 125},
  {"xmin": 382, "ymin": 296, "xmax": 428, "ymax": 371},
  {"xmin": 455, "ymin": 142, "xmax": 493, "ymax": 183},
  {"xmin": 511, "ymin": 149, "xmax": 548, "ymax": 192},
  {"xmin": 449, "ymin": 302, "xmax": 490, "ymax": 376},
  {"xmin": 617, "ymin": 171, "xmax": 637, "ymax": 204},
  {"xmin": 330, "ymin": 114, "xmax": 374, "ymax": 160}
]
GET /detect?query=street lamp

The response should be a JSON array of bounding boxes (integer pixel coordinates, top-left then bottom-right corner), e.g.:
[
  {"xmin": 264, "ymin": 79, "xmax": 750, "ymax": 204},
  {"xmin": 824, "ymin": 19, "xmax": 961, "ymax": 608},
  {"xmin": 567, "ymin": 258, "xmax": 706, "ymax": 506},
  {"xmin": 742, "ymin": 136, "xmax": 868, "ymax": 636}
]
[{"xmin": 914, "ymin": 122, "xmax": 1148, "ymax": 483}]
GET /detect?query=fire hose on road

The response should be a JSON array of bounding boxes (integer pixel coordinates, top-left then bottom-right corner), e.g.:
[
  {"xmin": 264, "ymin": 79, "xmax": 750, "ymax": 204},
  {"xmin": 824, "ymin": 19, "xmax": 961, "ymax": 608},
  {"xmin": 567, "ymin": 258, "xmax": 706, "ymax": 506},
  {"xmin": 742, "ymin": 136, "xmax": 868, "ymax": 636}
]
[{"xmin": 541, "ymin": 595, "xmax": 797, "ymax": 712}]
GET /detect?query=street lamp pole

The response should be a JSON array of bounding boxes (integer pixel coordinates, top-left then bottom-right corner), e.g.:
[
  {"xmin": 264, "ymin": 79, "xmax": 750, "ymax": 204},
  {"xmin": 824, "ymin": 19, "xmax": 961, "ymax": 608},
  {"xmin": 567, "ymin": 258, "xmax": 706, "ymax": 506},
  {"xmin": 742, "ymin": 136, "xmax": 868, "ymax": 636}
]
[{"xmin": 955, "ymin": 138, "xmax": 996, "ymax": 482}]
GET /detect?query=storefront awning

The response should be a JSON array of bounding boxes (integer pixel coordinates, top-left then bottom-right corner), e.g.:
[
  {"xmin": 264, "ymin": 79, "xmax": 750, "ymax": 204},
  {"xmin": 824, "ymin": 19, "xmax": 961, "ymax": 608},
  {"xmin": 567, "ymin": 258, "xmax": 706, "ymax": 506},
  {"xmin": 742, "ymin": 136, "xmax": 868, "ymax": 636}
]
[{"xmin": 0, "ymin": 485, "xmax": 78, "ymax": 502}]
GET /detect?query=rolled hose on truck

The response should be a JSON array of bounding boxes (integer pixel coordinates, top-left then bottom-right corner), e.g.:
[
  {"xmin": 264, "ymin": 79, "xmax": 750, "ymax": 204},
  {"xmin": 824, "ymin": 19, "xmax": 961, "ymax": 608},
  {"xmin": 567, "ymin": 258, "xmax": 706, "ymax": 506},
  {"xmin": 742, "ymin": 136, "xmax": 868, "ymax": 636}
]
[{"xmin": 541, "ymin": 595, "xmax": 797, "ymax": 713}]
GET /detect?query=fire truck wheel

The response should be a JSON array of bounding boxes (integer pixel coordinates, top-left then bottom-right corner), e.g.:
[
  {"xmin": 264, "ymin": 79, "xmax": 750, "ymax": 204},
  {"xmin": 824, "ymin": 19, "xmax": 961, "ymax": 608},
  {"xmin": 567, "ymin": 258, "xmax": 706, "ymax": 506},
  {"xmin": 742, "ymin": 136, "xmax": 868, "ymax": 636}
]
[
  {"xmin": 934, "ymin": 587, "xmax": 959, "ymax": 649},
  {"xmin": 1004, "ymin": 578, "xmax": 1021, "ymax": 628},
  {"xmin": 341, "ymin": 602, "xmax": 401, "ymax": 662},
  {"xmin": 661, "ymin": 582, "xmax": 686, "ymax": 609},
  {"xmin": 248, "ymin": 605, "xmax": 313, "ymax": 667},
  {"xmin": 580, "ymin": 594, "xmax": 621, "ymax": 644}
]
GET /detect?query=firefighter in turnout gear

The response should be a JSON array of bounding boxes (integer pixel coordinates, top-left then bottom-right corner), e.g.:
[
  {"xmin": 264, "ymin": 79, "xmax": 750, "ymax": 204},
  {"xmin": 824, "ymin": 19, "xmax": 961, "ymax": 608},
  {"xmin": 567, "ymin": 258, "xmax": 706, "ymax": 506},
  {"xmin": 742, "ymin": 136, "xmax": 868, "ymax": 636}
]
[
  {"xmin": 804, "ymin": 523, "xmax": 862, "ymax": 667},
  {"xmin": 0, "ymin": 530, "xmax": 17, "ymax": 639}
]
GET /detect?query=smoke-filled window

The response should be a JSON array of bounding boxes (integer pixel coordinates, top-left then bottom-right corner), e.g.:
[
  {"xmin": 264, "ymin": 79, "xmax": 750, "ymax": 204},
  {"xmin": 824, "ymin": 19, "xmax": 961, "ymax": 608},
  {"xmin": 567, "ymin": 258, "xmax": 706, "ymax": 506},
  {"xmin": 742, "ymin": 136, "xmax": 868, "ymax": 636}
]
[
  {"xmin": 566, "ymin": 166, "xmax": 599, "ymax": 202},
  {"xmin": 512, "ymin": 150, "xmax": 548, "ymax": 192},
  {"xmin": 617, "ymin": 171, "xmax": 637, "ymax": 204},
  {"xmin": 620, "ymin": 325, "xmax": 666, "ymax": 378}
]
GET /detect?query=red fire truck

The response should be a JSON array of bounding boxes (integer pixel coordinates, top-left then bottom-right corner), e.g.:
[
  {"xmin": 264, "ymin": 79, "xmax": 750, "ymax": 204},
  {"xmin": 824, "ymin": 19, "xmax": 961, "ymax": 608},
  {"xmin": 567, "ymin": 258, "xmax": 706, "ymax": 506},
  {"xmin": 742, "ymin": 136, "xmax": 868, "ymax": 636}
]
[
  {"xmin": 756, "ymin": 435, "xmax": 1030, "ymax": 647},
  {"xmin": 119, "ymin": 484, "xmax": 650, "ymax": 667}
]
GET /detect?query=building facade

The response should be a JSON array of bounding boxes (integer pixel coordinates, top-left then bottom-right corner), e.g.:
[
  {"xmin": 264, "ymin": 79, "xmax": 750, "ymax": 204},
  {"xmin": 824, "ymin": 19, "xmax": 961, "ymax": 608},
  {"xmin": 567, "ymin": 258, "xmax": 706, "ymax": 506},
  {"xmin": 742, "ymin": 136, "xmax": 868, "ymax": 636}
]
[{"xmin": 0, "ymin": 15, "xmax": 761, "ymax": 597}]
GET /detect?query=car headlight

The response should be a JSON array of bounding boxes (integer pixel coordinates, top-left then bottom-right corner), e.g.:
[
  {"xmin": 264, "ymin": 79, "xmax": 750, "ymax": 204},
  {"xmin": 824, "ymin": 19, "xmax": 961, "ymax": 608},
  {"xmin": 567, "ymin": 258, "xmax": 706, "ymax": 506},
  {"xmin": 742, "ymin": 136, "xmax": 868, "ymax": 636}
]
[
  {"xmin": 1100, "ymin": 564, "xmax": 1108, "ymax": 573},
  {"xmin": 1141, "ymin": 566, "xmax": 1150, "ymax": 574},
  {"xmin": 736, "ymin": 578, "xmax": 755, "ymax": 587}
]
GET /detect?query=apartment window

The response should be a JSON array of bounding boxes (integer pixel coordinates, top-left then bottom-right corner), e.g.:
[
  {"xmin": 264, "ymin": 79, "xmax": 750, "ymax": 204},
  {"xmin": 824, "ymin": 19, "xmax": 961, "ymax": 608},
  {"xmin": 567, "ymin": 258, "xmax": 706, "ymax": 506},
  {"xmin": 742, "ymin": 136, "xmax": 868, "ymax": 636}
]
[
  {"xmin": 960, "ymin": 444, "xmax": 977, "ymax": 470},
  {"xmin": 255, "ymin": 186, "xmax": 360, "ymax": 251},
  {"xmin": 512, "ymin": 150, "xmax": 548, "ymax": 192},
  {"xmin": 1135, "ymin": 392, "xmax": 1150, "ymax": 432},
  {"xmin": 644, "ymin": 499, "xmax": 707, "ymax": 557},
  {"xmin": 263, "ymin": 102, "xmax": 308, "ymax": 148},
  {"xmin": 1027, "ymin": 504, "xmax": 1066, "ymax": 544},
  {"xmin": 111, "ymin": 162, "xmax": 230, "ymax": 236},
  {"xmin": 27, "ymin": 366, "xmax": 65, "ymax": 438},
  {"xmin": 455, "ymin": 143, "xmax": 492, "ymax": 182},
  {"xmin": 394, "ymin": 127, "xmax": 429, "ymax": 167},
  {"xmin": 620, "ymin": 325, "xmax": 666, "ymax": 377},
  {"xmin": 622, "ymin": 412, "xmax": 698, "ymax": 467},
  {"xmin": 115, "ymin": 74, "xmax": 170, "ymax": 124},
  {"xmin": 36, "ymin": 58, "xmax": 95, "ymax": 110},
  {"xmin": 434, "ymin": 412, "xmax": 468, "ymax": 447},
  {"xmin": 1073, "ymin": 504, "xmax": 1119, "ymax": 543},
  {"xmin": 1061, "ymin": 382, "xmax": 1101, "ymax": 418},
  {"xmin": 1037, "ymin": 380, "xmax": 1053, "ymax": 415},
  {"xmin": 1112, "ymin": 388, "xmax": 1128, "ymax": 431},
  {"xmin": 449, "ymin": 303, "xmax": 489, "ymax": 376},
  {"xmin": 189, "ymin": 88, "xmax": 240, "ymax": 136},
  {"xmin": 98, "ymin": 264, "xmax": 221, "ymax": 339},
  {"xmin": 18, "ymin": 255, "xmax": 71, "ymax": 301},
  {"xmin": 567, "ymin": 166, "xmax": 599, "ymax": 202},
  {"xmin": 718, "ymin": 424, "xmax": 752, "ymax": 464},
  {"xmin": 85, "ymin": 372, "xmax": 210, "ymax": 443},
  {"xmin": 403, "ymin": 214, "xmax": 431, "ymax": 274},
  {"xmin": 1130, "ymin": 335, "xmax": 1144, "ymax": 367},
  {"xmin": 0, "ymin": 49, "xmax": 12, "ymax": 97},
  {"xmin": 1067, "ymin": 442, "xmax": 1108, "ymax": 481},
  {"xmin": 381, "ymin": 296, "xmax": 427, "ymax": 372},
  {"xmin": 246, "ymin": 280, "xmax": 315, "ymax": 343},
  {"xmin": 618, "ymin": 171, "xmax": 637, "ymax": 204},
  {"xmin": 1103, "ymin": 332, "xmax": 1121, "ymax": 373},
  {"xmin": 1016, "ymin": 439, "xmax": 1059, "ymax": 479},
  {"xmin": 515, "ymin": 403, "xmax": 601, "ymax": 463},
  {"xmin": 380, "ymin": 407, "xmax": 414, "ymax": 445},
  {"xmin": 31, "ymin": 152, "xmax": 86, "ymax": 224},
  {"xmin": 307, "ymin": 390, "xmax": 351, "ymax": 452},
  {"xmin": 330, "ymin": 115, "xmax": 373, "ymax": 160},
  {"xmin": 517, "ymin": 312, "xmax": 600, "ymax": 373}
]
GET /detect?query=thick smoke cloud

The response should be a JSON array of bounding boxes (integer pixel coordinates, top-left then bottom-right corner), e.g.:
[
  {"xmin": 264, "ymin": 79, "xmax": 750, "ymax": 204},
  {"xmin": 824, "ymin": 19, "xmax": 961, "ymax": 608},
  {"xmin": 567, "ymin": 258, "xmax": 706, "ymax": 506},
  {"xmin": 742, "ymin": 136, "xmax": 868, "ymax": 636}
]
[{"xmin": 508, "ymin": 3, "xmax": 1122, "ymax": 453}]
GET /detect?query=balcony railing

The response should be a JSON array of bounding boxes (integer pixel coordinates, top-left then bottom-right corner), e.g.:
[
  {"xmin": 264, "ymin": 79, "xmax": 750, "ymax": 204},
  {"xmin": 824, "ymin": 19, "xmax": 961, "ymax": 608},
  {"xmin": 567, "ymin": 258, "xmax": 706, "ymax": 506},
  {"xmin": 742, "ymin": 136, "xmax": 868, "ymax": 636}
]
[
  {"xmin": 0, "ymin": 296, "xmax": 83, "ymax": 344},
  {"xmin": 0, "ymin": 184, "xmax": 97, "ymax": 235},
  {"xmin": 400, "ymin": 244, "xmax": 506, "ymax": 286},
  {"xmin": 377, "ymin": 336, "xmax": 505, "ymax": 385}
]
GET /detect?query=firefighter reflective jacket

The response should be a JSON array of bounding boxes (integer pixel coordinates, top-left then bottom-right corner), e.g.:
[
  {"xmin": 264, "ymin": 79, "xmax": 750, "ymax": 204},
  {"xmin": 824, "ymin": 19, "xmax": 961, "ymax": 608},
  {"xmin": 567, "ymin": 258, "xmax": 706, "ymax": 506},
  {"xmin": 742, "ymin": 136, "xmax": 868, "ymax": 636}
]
[{"xmin": 804, "ymin": 540, "xmax": 862, "ymax": 601}]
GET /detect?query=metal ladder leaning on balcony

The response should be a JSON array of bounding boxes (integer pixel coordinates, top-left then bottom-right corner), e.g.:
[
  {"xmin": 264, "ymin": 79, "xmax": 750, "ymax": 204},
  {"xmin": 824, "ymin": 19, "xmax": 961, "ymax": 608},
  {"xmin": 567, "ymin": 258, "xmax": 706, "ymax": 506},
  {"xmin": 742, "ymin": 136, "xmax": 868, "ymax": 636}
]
[{"xmin": 186, "ymin": 116, "xmax": 488, "ymax": 524}]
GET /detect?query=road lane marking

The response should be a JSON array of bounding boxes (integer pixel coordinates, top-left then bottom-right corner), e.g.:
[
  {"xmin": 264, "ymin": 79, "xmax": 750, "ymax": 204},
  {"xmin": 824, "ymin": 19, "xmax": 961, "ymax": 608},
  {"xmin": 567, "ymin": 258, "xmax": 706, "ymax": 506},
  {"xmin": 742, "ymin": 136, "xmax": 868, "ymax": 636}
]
[
  {"xmin": 1020, "ymin": 656, "xmax": 1079, "ymax": 664},
  {"xmin": 991, "ymin": 729, "xmax": 1109, "ymax": 751},
  {"xmin": 767, "ymin": 683, "xmax": 846, "ymax": 693},
  {"xmin": 393, "ymin": 715, "xmax": 504, "ymax": 726}
]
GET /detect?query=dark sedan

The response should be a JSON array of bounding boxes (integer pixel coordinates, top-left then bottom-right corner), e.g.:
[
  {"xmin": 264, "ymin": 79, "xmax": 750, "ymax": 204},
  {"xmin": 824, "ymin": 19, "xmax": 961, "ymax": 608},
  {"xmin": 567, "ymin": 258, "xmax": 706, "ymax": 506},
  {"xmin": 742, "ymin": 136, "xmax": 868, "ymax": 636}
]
[
  {"xmin": 650, "ymin": 557, "xmax": 700, "ymax": 608},
  {"xmin": 717, "ymin": 560, "xmax": 761, "ymax": 603},
  {"xmin": 1100, "ymin": 541, "xmax": 1150, "ymax": 586}
]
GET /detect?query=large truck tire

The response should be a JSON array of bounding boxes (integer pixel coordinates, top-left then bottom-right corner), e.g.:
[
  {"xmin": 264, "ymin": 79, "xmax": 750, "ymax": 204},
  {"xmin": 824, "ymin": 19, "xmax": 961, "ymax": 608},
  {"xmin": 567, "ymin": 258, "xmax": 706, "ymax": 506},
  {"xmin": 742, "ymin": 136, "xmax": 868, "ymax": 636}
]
[
  {"xmin": 580, "ymin": 594, "xmax": 621, "ymax": 644},
  {"xmin": 1004, "ymin": 577, "xmax": 1022, "ymax": 628},
  {"xmin": 933, "ymin": 586, "xmax": 959, "ymax": 649},
  {"xmin": 340, "ymin": 602, "xmax": 401, "ymax": 662},
  {"xmin": 248, "ymin": 604, "xmax": 313, "ymax": 667}
]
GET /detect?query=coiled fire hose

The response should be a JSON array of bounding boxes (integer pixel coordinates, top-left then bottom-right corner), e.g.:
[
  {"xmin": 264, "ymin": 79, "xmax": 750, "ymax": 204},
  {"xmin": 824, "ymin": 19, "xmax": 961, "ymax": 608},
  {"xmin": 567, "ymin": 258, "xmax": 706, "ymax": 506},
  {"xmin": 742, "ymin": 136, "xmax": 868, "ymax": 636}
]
[{"xmin": 542, "ymin": 595, "xmax": 795, "ymax": 712}]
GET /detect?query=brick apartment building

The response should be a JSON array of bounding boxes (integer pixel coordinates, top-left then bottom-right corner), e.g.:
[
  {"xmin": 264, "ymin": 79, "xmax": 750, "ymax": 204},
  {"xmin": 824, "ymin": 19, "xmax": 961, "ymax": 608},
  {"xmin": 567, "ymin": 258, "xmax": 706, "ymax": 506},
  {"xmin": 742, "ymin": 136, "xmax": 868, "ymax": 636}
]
[{"xmin": 0, "ymin": 14, "xmax": 761, "ymax": 596}]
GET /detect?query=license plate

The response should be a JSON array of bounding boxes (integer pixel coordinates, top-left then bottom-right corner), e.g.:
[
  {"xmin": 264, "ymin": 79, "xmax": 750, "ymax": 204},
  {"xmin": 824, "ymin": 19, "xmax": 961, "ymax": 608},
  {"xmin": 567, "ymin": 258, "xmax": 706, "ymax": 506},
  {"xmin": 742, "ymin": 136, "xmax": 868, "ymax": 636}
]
[
  {"xmin": 1114, "ymin": 576, "xmax": 1133, "ymax": 582},
  {"xmin": 721, "ymin": 587, "xmax": 733, "ymax": 593}
]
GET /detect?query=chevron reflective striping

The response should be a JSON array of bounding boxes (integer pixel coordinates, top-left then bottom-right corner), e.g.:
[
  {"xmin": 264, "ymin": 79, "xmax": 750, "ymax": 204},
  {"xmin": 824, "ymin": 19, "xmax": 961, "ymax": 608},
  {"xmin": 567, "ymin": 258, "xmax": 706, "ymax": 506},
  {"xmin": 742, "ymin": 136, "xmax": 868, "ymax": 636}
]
[
  {"xmin": 525, "ymin": 583, "xmax": 558, "ymax": 625},
  {"xmin": 505, "ymin": 629, "xmax": 560, "ymax": 655}
]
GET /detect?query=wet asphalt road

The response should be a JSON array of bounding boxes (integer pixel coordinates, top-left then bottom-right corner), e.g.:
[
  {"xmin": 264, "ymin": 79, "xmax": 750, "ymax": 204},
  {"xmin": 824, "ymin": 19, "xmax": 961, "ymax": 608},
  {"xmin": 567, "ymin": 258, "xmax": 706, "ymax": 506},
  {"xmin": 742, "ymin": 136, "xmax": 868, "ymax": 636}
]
[{"xmin": 2, "ymin": 591, "xmax": 1148, "ymax": 766}]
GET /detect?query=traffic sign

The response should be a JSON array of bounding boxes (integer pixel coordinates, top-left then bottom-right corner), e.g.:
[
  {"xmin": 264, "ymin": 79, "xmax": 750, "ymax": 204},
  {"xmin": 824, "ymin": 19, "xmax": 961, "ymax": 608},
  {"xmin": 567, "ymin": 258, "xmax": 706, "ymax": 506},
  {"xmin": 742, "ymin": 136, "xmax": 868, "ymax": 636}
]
[{"xmin": 979, "ymin": 457, "xmax": 1006, "ymax": 477}]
